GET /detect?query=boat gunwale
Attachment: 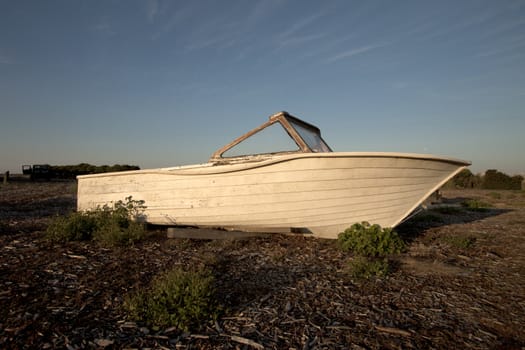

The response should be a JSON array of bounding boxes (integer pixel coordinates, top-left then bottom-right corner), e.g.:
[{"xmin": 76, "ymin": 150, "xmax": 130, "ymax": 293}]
[{"xmin": 77, "ymin": 152, "xmax": 471, "ymax": 179}]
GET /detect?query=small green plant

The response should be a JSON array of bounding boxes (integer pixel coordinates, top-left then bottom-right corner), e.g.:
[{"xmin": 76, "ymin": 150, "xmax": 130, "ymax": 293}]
[
  {"xmin": 45, "ymin": 196, "xmax": 147, "ymax": 246},
  {"xmin": 124, "ymin": 266, "xmax": 220, "ymax": 331},
  {"xmin": 111, "ymin": 196, "xmax": 147, "ymax": 221},
  {"xmin": 441, "ymin": 235, "xmax": 476, "ymax": 249},
  {"xmin": 338, "ymin": 222, "xmax": 405, "ymax": 257},
  {"xmin": 488, "ymin": 192, "xmax": 502, "ymax": 199},
  {"xmin": 92, "ymin": 197, "xmax": 147, "ymax": 246},
  {"xmin": 46, "ymin": 211, "xmax": 98, "ymax": 242},
  {"xmin": 93, "ymin": 218, "xmax": 146, "ymax": 246},
  {"xmin": 338, "ymin": 222, "xmax": 405, "ymax": 279},
  {"xmin": 461, "ymin": 199, "xmax": 492, "ymax": 211},
  {"xmin": 348, "ymin": 256, "xmax": 390, "ymax": 279}
]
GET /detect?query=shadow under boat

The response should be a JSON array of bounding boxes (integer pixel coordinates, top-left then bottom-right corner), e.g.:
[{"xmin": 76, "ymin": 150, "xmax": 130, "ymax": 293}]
[{"xmin": 396, "ymin": 196, "xmax": 511, "ymax": 241}]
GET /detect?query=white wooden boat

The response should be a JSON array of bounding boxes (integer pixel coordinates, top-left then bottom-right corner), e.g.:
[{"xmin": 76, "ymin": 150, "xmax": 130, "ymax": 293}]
[{"xmin": 77, "ymin": 111, "xmax": 470, "ymax": 238}]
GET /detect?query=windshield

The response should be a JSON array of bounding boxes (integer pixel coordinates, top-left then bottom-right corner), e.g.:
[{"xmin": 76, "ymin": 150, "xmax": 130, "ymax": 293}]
[
  {"xmin": 210, "ymin": 112, "xmax": 332, "ymax": 162},
  {"xmin": 289, "ymin": 120, "xmax": 331, "ymax": 152},
  {"xmin": 222, "ymin": 122, "xmax": 300, "ymax": 157}
]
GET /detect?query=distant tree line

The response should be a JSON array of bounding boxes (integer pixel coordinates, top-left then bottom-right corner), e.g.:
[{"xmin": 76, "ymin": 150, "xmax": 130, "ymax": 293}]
[
  {"xmin": 447, "ymin": 169, "xmax": 524, "ymax": 190},
  {"xmin": 51, "ymin": 163, "xmax": 140, "ymax": 178}
]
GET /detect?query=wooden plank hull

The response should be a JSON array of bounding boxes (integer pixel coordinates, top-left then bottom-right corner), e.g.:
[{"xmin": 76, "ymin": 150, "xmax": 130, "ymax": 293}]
[{"xmin": 77, "ymin": 152, "xmax": 469, "ymax": 238}]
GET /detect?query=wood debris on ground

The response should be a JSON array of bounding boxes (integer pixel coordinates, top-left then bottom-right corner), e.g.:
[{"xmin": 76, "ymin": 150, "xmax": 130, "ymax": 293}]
[{"xmin": 0, "ymin": 181, "xmax": 524, "ymax": 348}]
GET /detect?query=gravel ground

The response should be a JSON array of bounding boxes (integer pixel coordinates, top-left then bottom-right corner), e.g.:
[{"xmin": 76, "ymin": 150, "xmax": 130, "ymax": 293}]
[{"xmin": 0, "ymin": 180, "xmax": 524, "ymax": 349}]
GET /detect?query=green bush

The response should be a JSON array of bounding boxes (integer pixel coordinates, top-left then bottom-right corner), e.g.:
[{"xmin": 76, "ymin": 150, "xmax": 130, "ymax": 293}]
[
  {"xmin": 338, "ymin": 222, "xmax": 405, "ymax": 257},
  {"xmin": 348, "ymin": 256, "xmax": 390, "ymax": 279},
  {"xmin": 446, "ymin": 168, "xmax": 482, "ymax": 189},
  {"xmin": 461, "ymin": 199, "xmax": 492, "ymax": 211},
  {"xmin": 46, "ymin": 211, "xmax": 98, "ymax": 242},
  {"xmin": 338, "ymin": 222, "xmax": 405, "ymax": 279},
  {"xmin": 124, "ymin": 266, "xmax": 220, "ymax": 331},
  {"xmin": 93, "ymin": 218, "xmax": 146, "ymax": 246},
  {"xmin": 45, "ymin": 196, "xmax": 146, "ymax": 246},
  {"xmin": 483, "ymin": 169, "xmax": 523, "ymax": 190},
  {"xmin": 92, "ymin": 197, "xmax": 147, "ymax": 246}
]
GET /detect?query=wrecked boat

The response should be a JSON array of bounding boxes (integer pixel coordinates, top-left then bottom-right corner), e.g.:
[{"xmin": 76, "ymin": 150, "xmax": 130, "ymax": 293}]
[{"xmin": 77, "ymin": 111, "xmax": 470, "ymax": 238}]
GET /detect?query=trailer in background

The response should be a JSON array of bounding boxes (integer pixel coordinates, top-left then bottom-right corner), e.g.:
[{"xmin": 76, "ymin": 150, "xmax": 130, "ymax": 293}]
[{"xmin": 22, "ymin": 164, "xmax": 53, "ymax": 180}]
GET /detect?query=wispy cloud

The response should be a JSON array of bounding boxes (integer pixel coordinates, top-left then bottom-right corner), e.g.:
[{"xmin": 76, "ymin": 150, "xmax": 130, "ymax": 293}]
[
  {"xmin": 481, "ymin": 17, "xmax": 525, "ymax": 38},
  {"xmin": 0, "ymin": 49, "xmax": 15, "ymax": 64},
  {"xmin": 151, "ymin": 2, "xmax": 243, "ymax": 47},
  {"xmin": 391, "ymin": 82, "xmax": 409, "ymax": 89},
  {"xmin": 151, "ymin": 1, "xmax": 286, "ymax": 56},
  {"xmin": 279, "ymin": 12, "xmax": 325, "ymax": 39},
  {"xmin": 475, "ymin": 26, "xmax": 525, "ymax": 58},
  {"xmin": 182, "ymin": 14, "xmax": 245, "ymax": 52},
  {"xmin": 459, "ymin": 10, "xmax": 500, "ymax": 29},
  {"xmin": 244, "ymin": 0, "xmax": 285, "ymax": 26},
  {"xmin": 418, "ymin": 8, "xmax": 502, "ymax": 42},
  {"xmin": 325, "ymin": 43, "xmax": 387, "ymax": 63},
  {"xmin": 476, "ymin": 41, "xmax": 525, "ymax": 58},
  {"xmin": 0, "ymin": 55, "xmax": 12, "ymax": 64},
  {"xmin": 91, "ymin": 20, "xmax": 116, "ymax": 36},
  {"xmin": 151, "ymin": 5, "xmax": 193, "ymax": 40},
  {"xmin": 274, "ymin": 12, "xmax": 328, "ymax": 50},
  {"xmin": 278, "ymin": 33, "xmax": 326, "ymax": 48},
  {"xmin": 147, "ymin": 0, "xmax": 159, "ymax": 23},
  {"xmin": 185, "ymin": 35, "xmax": 236, "ymax": 51}
]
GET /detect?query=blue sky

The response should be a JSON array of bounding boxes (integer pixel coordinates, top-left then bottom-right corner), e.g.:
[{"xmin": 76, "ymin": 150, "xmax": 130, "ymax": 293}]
[{"xmin": 1, "ymin": 0, "xmax": 524, "ymax": 175}]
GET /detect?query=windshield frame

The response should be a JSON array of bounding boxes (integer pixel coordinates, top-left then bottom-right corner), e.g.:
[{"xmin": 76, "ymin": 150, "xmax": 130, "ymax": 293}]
[{"xmin": 209, "ymin": 111, "xmax": 332, "ymax": 162}]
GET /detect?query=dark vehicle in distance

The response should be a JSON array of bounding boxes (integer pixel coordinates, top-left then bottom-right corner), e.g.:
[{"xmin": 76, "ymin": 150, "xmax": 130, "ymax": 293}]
[{"xmin": 22, "ymin": 164, "xmax": 53, "ymax": 180}]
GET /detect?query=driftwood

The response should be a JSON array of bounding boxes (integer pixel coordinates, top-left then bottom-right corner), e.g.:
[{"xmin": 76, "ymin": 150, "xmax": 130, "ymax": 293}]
[
  {"xmin": 167, "ymin": 227, "xmax": 271, "ymax": 240},
  {"xmin": 231, "ymin": 335, "xmax": 265, "ymax": 349},
  {"xmin": 375, "ymin": 326, "xmax": 412, "ymax": 337}
]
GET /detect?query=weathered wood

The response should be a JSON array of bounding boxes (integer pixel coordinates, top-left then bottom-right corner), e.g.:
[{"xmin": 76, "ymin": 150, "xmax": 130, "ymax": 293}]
[
  {"xmin": 2, "ymin": 171, "xmax": 9, "ymax": 184},
  {"xmin": 230, "ymin": 335, "xmax": 264, "ymax": 349},
  {"xmin": 166, "ymin": 227, "xmax": 271, "ymax": 240},
  {"xmin": 375, "ymin": 325, "xmax": 412, "ymax": 337}
]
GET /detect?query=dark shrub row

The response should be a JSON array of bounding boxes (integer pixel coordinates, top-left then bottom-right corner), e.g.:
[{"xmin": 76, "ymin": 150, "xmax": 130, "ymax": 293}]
[
  {"xmin": 447, "ymin": 168, "xmax": 523, "ymax": 190},
  {"xmin": 51, "ymin": 163, "xmax": 140, "ymax": 178}
]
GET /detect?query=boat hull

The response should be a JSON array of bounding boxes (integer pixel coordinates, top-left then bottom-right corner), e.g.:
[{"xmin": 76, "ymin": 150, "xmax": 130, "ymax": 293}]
[{"xmin": 77, "ymin": 152, "xmax": 469, "ymax": 239}]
